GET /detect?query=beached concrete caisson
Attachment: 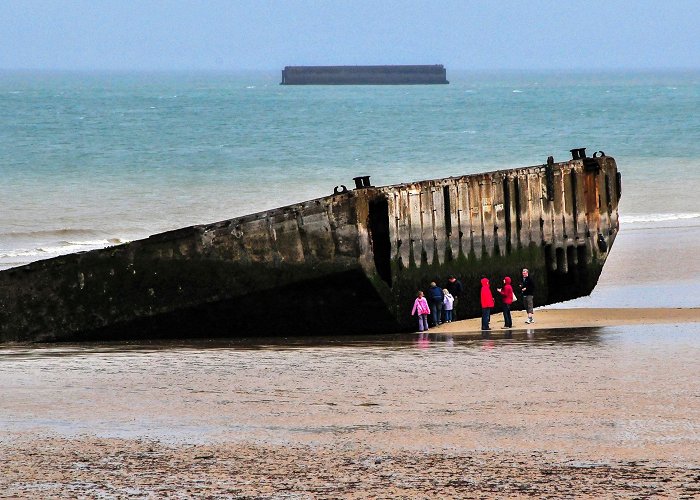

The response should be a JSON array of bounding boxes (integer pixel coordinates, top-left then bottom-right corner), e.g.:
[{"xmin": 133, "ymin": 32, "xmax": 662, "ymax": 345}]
[{"xmin": 0, "ymin": 149, "xmax": 620, "ymax": 342}]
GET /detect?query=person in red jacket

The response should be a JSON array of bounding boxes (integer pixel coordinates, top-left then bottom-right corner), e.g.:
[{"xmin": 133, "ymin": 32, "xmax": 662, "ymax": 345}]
[
  {"xmin": 480, "ymin": 277, "xmax": 495, "ymax": 330},
  {"xmin": 497, "ymin": 276, "xmax": 514, "ymax": 328}
]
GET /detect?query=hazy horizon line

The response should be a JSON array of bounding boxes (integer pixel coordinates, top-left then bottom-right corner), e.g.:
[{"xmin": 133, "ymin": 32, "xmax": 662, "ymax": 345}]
[{"xmin": 2, "ymin": 66, "xmax": 699, "ymax": 75}]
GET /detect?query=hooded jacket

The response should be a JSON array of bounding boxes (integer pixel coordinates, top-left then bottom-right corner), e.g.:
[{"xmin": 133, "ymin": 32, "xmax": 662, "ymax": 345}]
[
  {"xmin": 411, "ymin": 296, "xmax": 430, "ymax": 316},
  {"xmin": 498, "ymin": 276, "xmax": 514, "ymax": 305},
  {"xmin": 443, "ymin": 291, "xmax": 454, "ymax": 310},
  {"xmin": 480, "ymin": 278, "xmax": 494, "ymax": 308}
]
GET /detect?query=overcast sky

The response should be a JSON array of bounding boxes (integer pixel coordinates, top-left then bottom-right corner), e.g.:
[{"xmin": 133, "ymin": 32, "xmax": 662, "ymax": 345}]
[{"xmin": 2, "ymin": 0, "xmax": 699, "ymax": 72}]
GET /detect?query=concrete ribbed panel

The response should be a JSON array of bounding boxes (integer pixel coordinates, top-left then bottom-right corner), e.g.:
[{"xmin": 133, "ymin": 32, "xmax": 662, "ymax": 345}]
[
  {"xmin": 515, "ymin": 173, "xmax": 531, "ymax": 248},
  {"xmin": 298, "ymin": 210, "xmax": 335, "ymax": 262},
  {"xmin": 270, "ymin": 213, "xmax": 306, "ymax": 264},
  {"xmin": 539, "ymin": 174, "xmax": 554, "ymax": 249},
  {"xmin": 562, "ymin": 168, "xmax": 576, "ymax": 238},
  {"xmin": 407, "ymin": 188, "xmax": 423, "ymax": 267},
  {"xmin": 479, "ymin": 177, "xmax": 495, "ymax": 257},
  {"xmin": 444, "ymin": 183, "xmax": 460, "ymax": 260},
  {"xmin": 206, "ymin": 223, "xmax": 247, "ymax": 263},
  {"xmin": 522, "ymin": 172, "xmax": 538, "ymax": 246},
  {"xmin": 240, "ymin": 218, "xmax": 276, "ymax": 264},
  {"xmin": 598, "ymin": 170, "xmax": 614, "ymax": 257},
  {"xmin": 386, "ymin": 191, "xmax": 400, "ymax": 264},
  {"xmin": 583, "ymin": 169, "xmax": 602, "ymax": 237},
  {"xmin": 467, "ymin": 178, "xmax": 484, "ymax": 259},
  {"xmin": 419, "ymin": 187, "xmax": 435, "ymax": 266},
  {"xmin": 572, "ymin": 174, "xmax": 591, "ymax": 266},
  {"xmin": 503, "ymin": 175, "xmax": 518, "ymax": 251},
  {"xmin": 573, "ymin": 168, "xmax": 588, "ymax": 240},
  {"xmin": 551, "ymin": 169, "xmax": 566, "ymax": 251},
  {"xmin": 430, "ymin": 185, "xmax": 445, "ymax": 265},
  {"xmin": 395, "ymin": 190, "xmax": 412, "ymax": 268},
  {"xmin": 454, "ymin": 179, "xmax": 471, "ymax": 258},
  {"xmin": 491, "ymin": 176, "xmax": 507, "ymax": 257}
]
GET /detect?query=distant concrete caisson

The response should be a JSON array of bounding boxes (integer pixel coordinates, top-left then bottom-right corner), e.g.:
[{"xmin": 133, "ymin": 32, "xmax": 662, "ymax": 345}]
[
  {"xmin": 281, "ymin": 65, "xmax": 449, "ymax": 85},
  {"xmin": 0, "ymin": 149, "xmax": 621, "ymax": 342}
]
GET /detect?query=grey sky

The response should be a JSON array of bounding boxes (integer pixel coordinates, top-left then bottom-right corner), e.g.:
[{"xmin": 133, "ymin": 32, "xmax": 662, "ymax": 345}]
[{"xmin": 2, "ymin": 0, "xmax": 699, "ymax": 71}]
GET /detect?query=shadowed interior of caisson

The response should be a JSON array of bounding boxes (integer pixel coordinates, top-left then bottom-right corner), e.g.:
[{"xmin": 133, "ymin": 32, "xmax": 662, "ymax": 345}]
[{"xmin": 65, "ymin": 270, "xmax": 402, "ymax": 342}]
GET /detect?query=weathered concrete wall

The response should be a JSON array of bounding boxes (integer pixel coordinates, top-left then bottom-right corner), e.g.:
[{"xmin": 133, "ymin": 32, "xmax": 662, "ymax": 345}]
[
  {"xmin": 373, "ymin": 154, "xmax": 620, "ymax": 321},
  {"xmin": 0, "ymin": 193, "xmax": 388, "ymax": 342},
  {"xmin": 0, "ymin": 153, "xmax": 620, "ymax": 342}
]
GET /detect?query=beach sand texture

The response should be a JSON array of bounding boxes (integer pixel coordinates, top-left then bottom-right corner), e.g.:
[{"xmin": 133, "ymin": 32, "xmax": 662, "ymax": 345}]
[
  {"xmin": 3, "ymin": 437, "xmax": 700, "ymax": 498},
  {"xmin": 2, "ymin": 313, "xmax": 700, "ymax": 497}
]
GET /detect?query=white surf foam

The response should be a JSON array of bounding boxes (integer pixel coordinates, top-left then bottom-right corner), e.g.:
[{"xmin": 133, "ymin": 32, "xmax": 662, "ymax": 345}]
[
  {"xmin": 620, "ymin": 212, "xmax": 700, "ymax": 224},
  {"xmin": 0, "ymin": 238, "xmax": 128, "ymax": 266}
]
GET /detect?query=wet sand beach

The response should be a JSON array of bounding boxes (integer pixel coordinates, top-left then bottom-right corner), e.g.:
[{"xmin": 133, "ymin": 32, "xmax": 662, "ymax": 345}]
[
  {"xmin": 2, "ymin": 318, "xmax": 700, "ymax": 498},
  {"xmin": 435, "ymin": 307, "xmax": 700, "ymax": 334}
]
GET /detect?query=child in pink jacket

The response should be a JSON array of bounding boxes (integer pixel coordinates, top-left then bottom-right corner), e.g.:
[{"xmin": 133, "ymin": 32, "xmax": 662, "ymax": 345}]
[{"xmin": 411, "ymin": 291, "xmax": 431, "ymax": 332}]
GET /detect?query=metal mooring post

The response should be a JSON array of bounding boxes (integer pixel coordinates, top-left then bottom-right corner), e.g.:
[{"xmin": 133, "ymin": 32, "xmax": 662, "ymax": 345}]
[{"xmin": 353, "ymin": 176, "xmax": 372, "ymax": 189}]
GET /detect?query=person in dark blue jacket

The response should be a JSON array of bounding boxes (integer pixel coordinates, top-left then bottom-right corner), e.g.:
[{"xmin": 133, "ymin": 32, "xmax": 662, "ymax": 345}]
[
  {"xmin": 427, "ymin": 282, "xmax": 444, "ymax": 326},
  {"xmin": 445, "ymin": 275, "xmax": 463, "ymax": 319}
]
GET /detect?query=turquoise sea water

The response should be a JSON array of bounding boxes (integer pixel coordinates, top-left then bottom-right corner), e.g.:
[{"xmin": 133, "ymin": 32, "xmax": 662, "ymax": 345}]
[{"xmin": 1, "ymin": 70, "xmax": 700, "ymax": 302}]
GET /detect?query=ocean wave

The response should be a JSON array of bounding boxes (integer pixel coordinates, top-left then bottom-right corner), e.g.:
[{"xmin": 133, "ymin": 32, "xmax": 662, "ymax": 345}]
[
  {"xmin": 0, "ymin": 228, "xmax": 103, "ymax": 239},
  {"xmin": 0, "ymin": 238, "xmax": 127, "ymax": 260},
  {"xmin": 0, "ymin": 249, "xmax": 45, "ymax": 259},
  {"xmin": 620, "ymin": 213, "xmax": 700, "ymax": 223},
  {"xmin": 59, "ymin": 238, "xmax": 125, "ymax": 246}
]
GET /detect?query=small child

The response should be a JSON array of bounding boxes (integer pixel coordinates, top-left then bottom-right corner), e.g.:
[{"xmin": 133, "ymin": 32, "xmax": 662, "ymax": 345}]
[
  {"xmin": 442, "ymin": 288, "xmax": 454, "ymax": 322},
  {"xmin": 411, "ymin": 291, "xmax": 430, "ymax": 332}
]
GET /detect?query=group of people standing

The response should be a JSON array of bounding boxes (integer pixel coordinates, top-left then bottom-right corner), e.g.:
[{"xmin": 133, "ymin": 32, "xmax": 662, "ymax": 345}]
[
  {"xmin": 410, "ymin": 275, "xmax": 463, "ymax": 332},
  {"xmin": 411, "ymin": 269, "xmax": 535, "ymax": 332}
]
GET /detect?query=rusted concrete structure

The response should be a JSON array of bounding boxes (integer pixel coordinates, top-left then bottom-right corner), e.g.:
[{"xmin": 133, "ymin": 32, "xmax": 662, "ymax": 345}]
[
  {"xmin": 281, "ymin": 65, "xmax": 449, "ymax": 85},
  {"xmin": 0, "ymin": 149, "xmax": 620, "ymax": 342}
]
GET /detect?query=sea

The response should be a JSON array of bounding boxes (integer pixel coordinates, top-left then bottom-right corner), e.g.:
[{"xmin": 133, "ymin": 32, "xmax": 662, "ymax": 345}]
[{"xmin": 1, "ymin": 69, "xmax": 700, "ymax": 307}]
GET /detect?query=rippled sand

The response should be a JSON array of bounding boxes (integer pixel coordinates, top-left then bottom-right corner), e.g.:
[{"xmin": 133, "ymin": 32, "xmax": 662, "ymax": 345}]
[{"xmin": 2, "ymin": 324, "xmax": 700, "ymax": 497}]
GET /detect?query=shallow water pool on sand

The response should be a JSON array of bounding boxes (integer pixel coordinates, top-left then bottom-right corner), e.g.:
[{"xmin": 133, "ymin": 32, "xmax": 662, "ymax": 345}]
[{"xmin": 2, "ymin": 324, "xmax": 699, "ymax": 465}]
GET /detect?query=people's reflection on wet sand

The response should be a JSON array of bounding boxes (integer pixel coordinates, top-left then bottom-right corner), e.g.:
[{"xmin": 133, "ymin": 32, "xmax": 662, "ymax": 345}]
[{"xmin": 416, "ymin": 332, "xmax": 430, "ymax": 349}]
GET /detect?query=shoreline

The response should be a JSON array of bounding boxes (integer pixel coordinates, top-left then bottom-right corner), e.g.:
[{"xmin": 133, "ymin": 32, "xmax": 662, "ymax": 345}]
[{"xmin": 430, "ymin": 306, "xmax": 700, "ymax": 335}]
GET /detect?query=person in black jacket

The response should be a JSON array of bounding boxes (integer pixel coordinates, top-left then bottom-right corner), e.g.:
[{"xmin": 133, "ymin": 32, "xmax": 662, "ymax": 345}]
[
  {"xmin": 520, "ymin": 268, "xmax": 535, "ymax": 324},
  {"xmin": 445, "ymin": 275, "xmax": 463, "ymax": 319},
  {"xmin": 427, "ymin": 282, "xmax": 444, "ymax": 326}
]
